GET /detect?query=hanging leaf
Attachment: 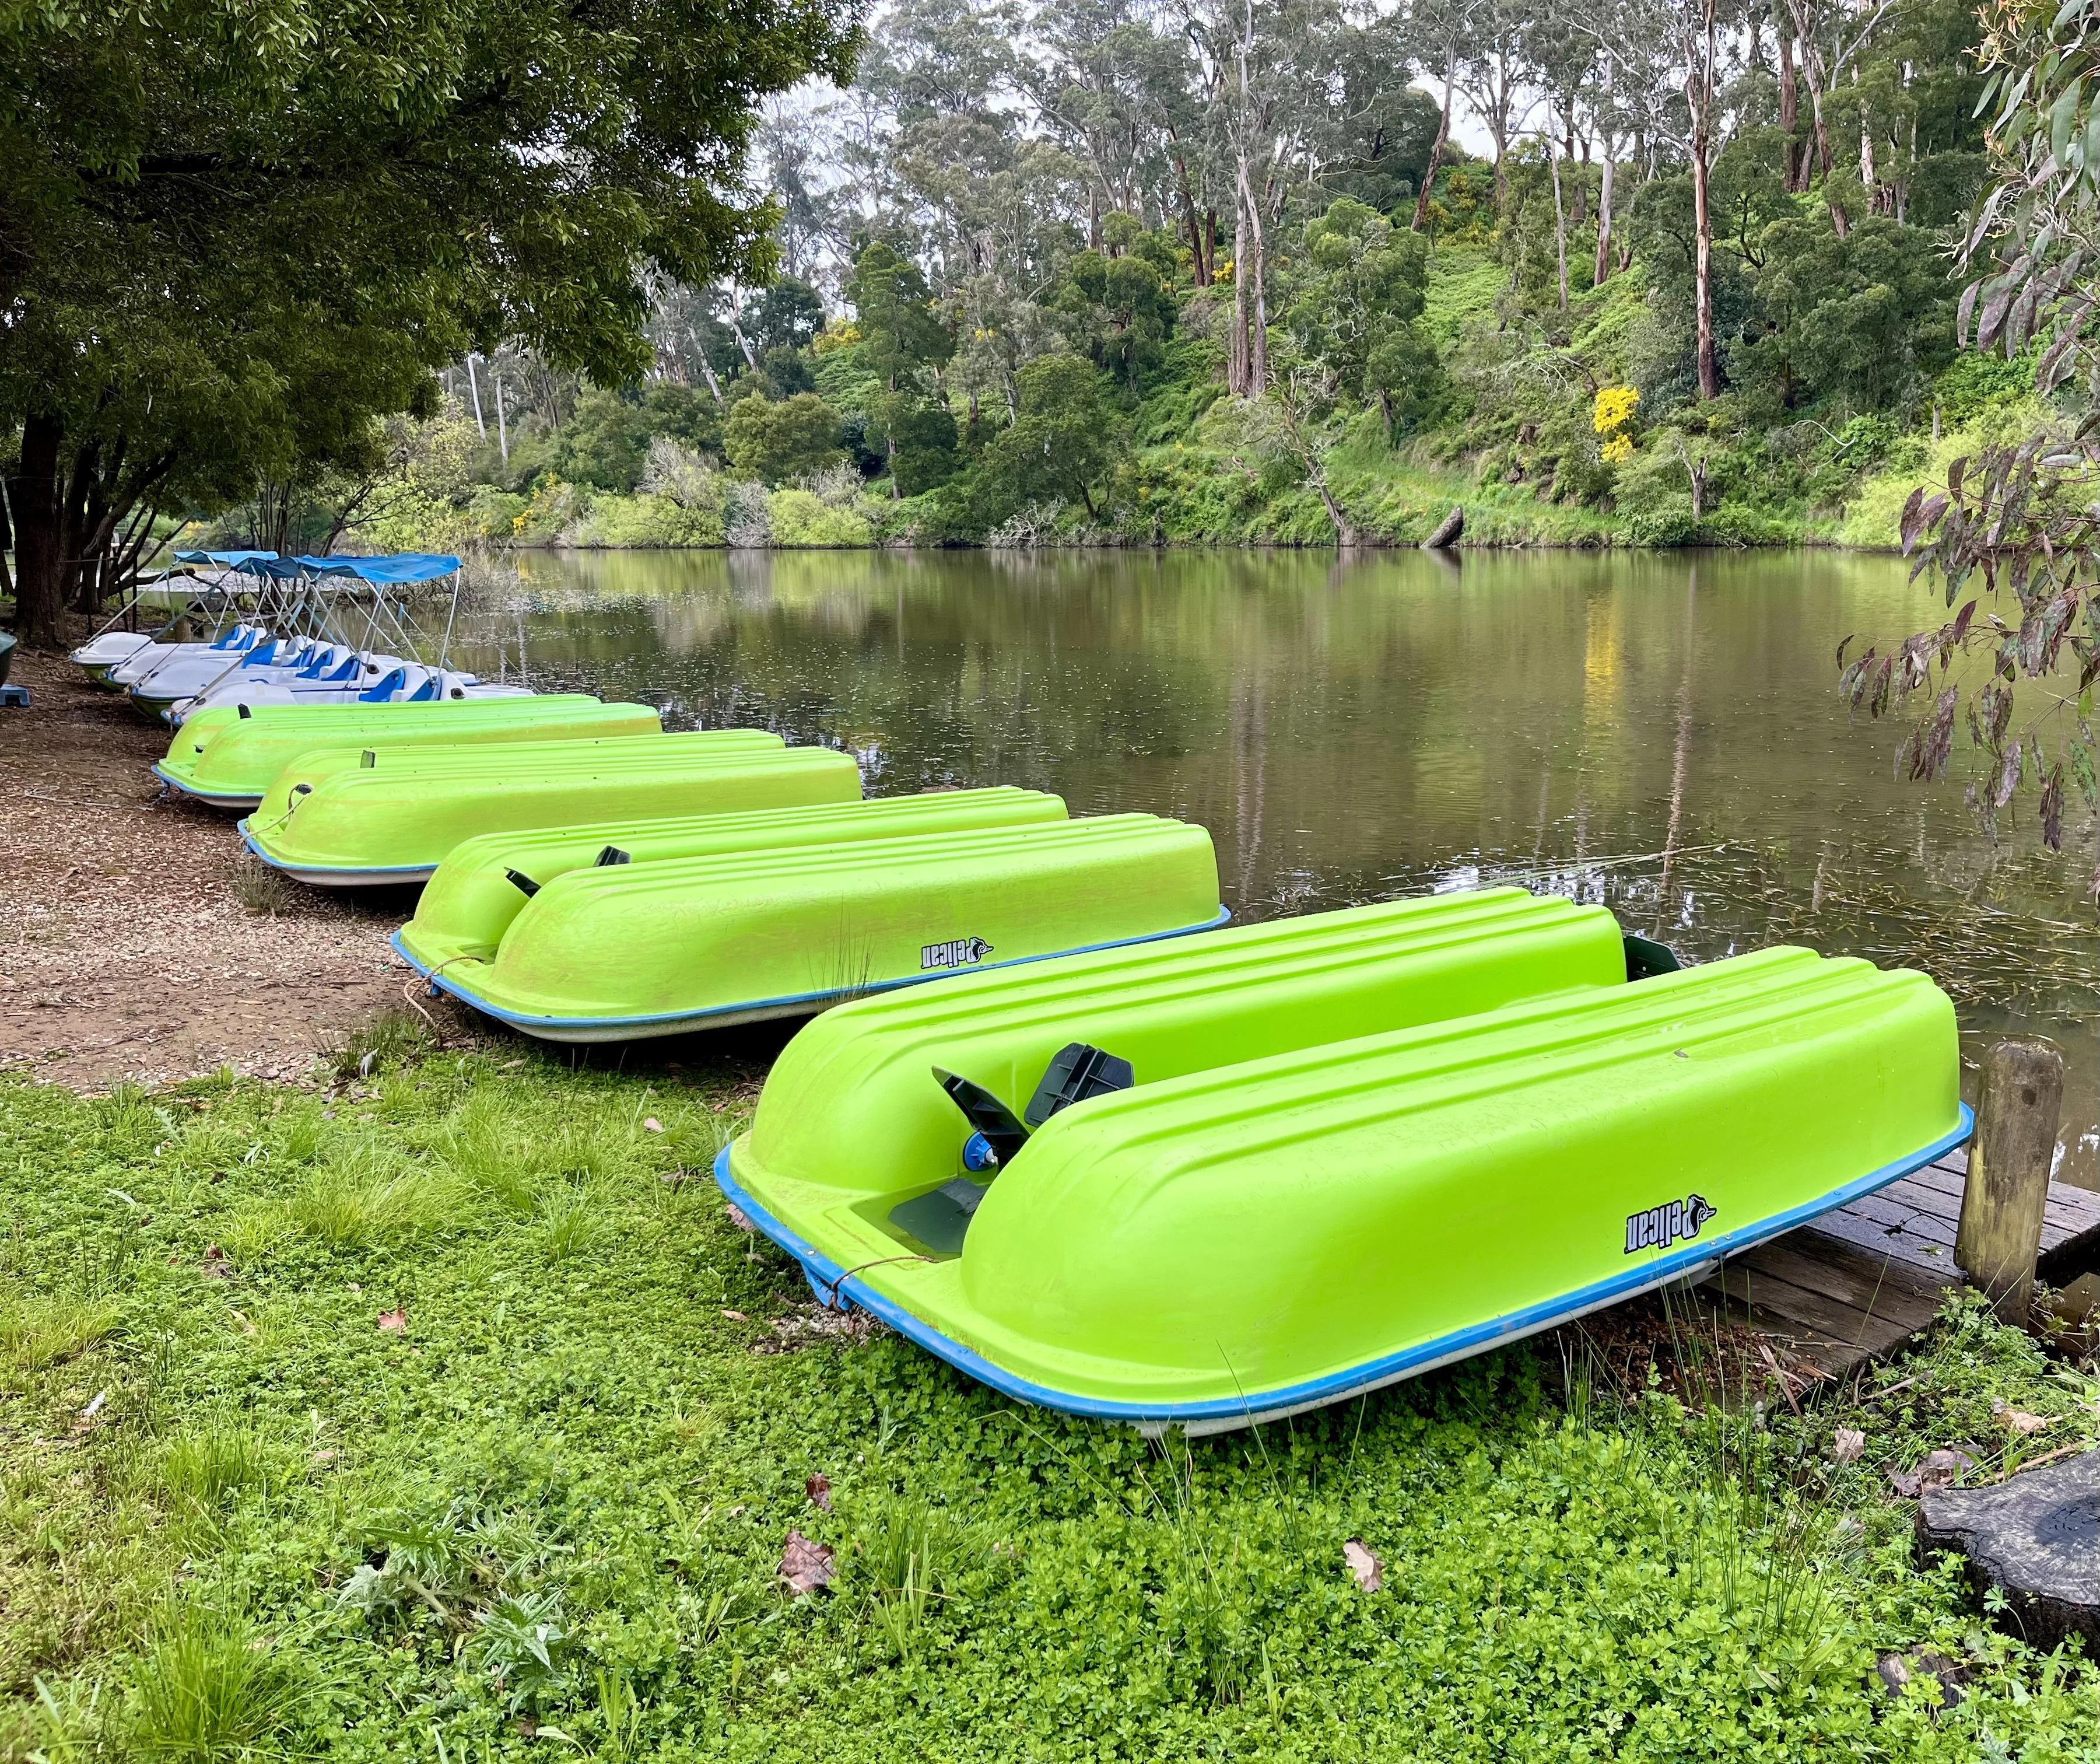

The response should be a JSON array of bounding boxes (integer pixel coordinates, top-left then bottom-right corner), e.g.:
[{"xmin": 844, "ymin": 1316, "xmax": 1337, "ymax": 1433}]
[
  {"xmin": 1993, "ymin": 738, "xmax": 2024, "ymax": 808},
  {"xmin": 2069, "ymin": 736, "xmax": 2098, "ymax": 809}
]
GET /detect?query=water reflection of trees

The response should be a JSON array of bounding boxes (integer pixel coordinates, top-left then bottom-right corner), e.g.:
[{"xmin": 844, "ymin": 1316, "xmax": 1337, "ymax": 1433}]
[{"xmin": 451, "ymin": 545, "xmax": 2095, "ymax": 1180}]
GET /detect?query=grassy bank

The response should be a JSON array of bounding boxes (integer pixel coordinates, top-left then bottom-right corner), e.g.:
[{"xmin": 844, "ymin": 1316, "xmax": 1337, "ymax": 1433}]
[{"xmin": 5, "ymin": 1028, "xmax": 2095, "ymax": 1760}]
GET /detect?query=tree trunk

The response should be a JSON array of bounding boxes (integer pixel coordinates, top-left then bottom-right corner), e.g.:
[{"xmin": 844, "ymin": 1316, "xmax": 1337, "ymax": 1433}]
[
  {"xmin": 1810, "ymin": 81, "xmax": 1848, "ymax": 235},
  {"xmin": 1229, "ymin": 188, "xmax": 1251, "ymax": 395},
  {"xmin": 693, "ymin": 346, "xmax": 726, "ymax": 410},
  {"xmin": 1778, "ymin": 33, "xmax": 1802, "ymax": 190},
  {"xmin": 1593, "ymin": 57, "xmax": 1617, "ymax": 286},
  {"xmin": 1411, "ymin": 48, "xmax": 1456, "ymax": 234},
  {"xmin": 1856, "ymin": 66, "xmax": 1876, "ymax": 198},
  {"xmin": 726, "ymin": 301, "xmax": 759, "ymax": 371},
  {"xmin": 1792, "ymin": 30, "xmax": 1850, "ymax": 236},
  {"xmin": 12, "ymin": 414, "xmax": 69, "ymax": 648},
  {"xmin": 1247, "ymin": 190, "xmax": 1268, "ymax": 393},
  {"xmin": 495, "ymin": 369, "xmax": 510, "ymax": 463},
  {"xmin": 1168, "ymin": 141, "xmax": 1207, "ymax": 280},
  {"xmin": 1690, "ymin": 93, "xmax": 1718, "ymax": 398},
  {"xmin": 1548, "ymin": 127, "xmax": 1570, "ymax": 312},
  {"xmin": 465, "ymin": 355, "xmax": 487, "ymax": 437},
  {"xmin": 1315, "ymin": 478, "xmax": 1358, "ymax": 547}
]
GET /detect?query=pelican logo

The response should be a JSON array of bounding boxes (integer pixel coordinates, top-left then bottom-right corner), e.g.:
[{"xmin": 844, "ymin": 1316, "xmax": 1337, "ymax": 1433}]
[
  {"xmin": 922, "ymin": 936, "xmax": 994, "ymax": 972},
  {"xmin": 1624, "ymin": 1193, "xmax": 1718, "ymax": 1255}
]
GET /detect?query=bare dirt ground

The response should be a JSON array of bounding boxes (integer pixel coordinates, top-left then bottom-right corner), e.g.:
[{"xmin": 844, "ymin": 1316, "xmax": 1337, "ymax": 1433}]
[{"xmin": 0, "ymin": 645, "xmax": 462, "ymax": 1091}]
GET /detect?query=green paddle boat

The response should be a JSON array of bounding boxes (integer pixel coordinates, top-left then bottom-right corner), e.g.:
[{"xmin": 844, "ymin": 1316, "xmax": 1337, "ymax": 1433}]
[
  {"xmin": 156, "ymin": 697, "xmax": 663, "ymax": 808},
  {"xmin": 243, "ymin": 734, "xmax": 854, "ymax": 885},
  {"xmin": 397, "ymin": 788, "xmax": 1071, "ymax": 972},
  {"xmin": 403, "ymin": 814, "xmax": 1225, "ymax": 1041},
  {"xmin": 717, "ymin": 893, "xmax": 1966, "ymax": 1431}
]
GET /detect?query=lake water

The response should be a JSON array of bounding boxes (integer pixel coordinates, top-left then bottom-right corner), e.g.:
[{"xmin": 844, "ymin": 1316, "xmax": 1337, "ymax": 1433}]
[{"xmin": 449, "ymin": 546, "xmax": 2099, "ymax": 1186}]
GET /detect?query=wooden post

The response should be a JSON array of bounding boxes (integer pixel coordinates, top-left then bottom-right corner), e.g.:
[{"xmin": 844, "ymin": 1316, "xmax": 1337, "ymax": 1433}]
[{"xmin": 1955, "ymin": 1038, "xmax": 2064, "ymax": 1328}]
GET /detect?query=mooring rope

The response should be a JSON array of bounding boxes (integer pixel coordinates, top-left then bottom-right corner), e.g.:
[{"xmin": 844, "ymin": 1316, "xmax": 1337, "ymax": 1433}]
[{"xmin": 821, "ymin": 1254, "xmax": 934, "ymax": 1309}]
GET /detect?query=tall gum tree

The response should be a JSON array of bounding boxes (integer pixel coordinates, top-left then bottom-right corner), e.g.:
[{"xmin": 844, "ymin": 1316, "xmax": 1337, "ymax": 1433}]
[{"xmin": 0, "ymin": 0, "xmax": 860, "ymax": 645}]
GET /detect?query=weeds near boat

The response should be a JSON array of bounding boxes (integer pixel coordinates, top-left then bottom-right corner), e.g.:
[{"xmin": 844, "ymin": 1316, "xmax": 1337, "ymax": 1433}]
[
  {"xmin": 849, "ymin": 1489, "xmax": 975, "ymax": 1658},
  {"xmin": 0, "ymin": 1290, "xmax": 124, "ymax": 1374},
  {"xmin": 158, "ymin": 1423, "xmax": 279, "ymax": 1516},
  {"xmin": 285, "ymin": 1153, "xmax": 463, "ymax": 1253},
  {"xmin": 94, "ymin": 1081, "xmax": 172, "ymax": 1158},
  {"xmin": 533, "ymin": 1182, "xmax": 605, "ymax": 1261},
  {"xmin": 591, "ymin": 1667, "xmax": 646, "ymax": 1762},
  {"xmin": 24, "ymin": 1674, "xmax": 106, "ymax": 1762},
  {"xmin": 320, "ymin": 1006, "xmax": 430, "ymax": 1085},
  {"xmin": 128, "ymin": 1607, "xmax": 309, "ymax": 1760},
  {"xmin": 232, "ymin": 858, "xmax": 297, "ymax": 918}
]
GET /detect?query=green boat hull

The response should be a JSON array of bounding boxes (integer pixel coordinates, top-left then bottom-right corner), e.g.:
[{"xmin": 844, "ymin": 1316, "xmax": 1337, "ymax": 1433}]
[
  {"xmin": 403, "ymin": 814, "xmax": 1225, "ymax": 1041},
  {"xmin": 720, "ymin": 897, "xmax": 1965, "ymax": 1429},
  {"xmin": 243, "ymin": 734, "xmax": 854, "ymax": 885},
  {"xmin": 398, "ymin": 788, "xmax": 1071, "ymax": 972},
  {"xmin": 155, "ymin": 696, "xmax": 660, "ymax": 807}
]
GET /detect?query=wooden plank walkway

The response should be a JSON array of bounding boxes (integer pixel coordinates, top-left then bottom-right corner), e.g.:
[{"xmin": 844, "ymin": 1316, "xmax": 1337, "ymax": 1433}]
[{"xmin": 1701, "ymin": 1147, "xmax": 2100, "ymax": 1381}]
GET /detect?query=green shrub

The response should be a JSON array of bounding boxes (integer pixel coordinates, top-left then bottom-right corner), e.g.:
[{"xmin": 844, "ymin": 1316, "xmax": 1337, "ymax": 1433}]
[
  {"xmin": 765, "ymin": 487, "xmax": 873, "ymax": 547},
  {"xmin": 1629, "ymin": 493, "xmax": 1698, "ymax": 547},
  {"xmin": 572, "ymin": 492, "xmax": 724, "ymax": 547}
]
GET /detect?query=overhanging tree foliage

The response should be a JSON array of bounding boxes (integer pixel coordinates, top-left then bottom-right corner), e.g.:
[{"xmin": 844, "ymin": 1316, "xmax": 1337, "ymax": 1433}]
[
  {"xmin": 1842, "ymin": 0, "xmax": 2100, "ymax": 880},
  {"xmin": 0, "ymin": 0, "xmax": 860, "ymax": 643}
]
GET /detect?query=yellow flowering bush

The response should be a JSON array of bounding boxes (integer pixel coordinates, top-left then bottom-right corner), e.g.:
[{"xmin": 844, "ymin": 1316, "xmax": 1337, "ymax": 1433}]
[{"xmin": 1593, "ymin": 385, "xmax": 1639, "ymax": 464}]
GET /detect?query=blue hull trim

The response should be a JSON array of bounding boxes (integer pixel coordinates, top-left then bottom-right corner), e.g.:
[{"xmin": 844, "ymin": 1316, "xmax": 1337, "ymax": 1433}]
[
  {"xmin": 713, "ymin": 1102, "xmax": 1976, "ymax": 1427},
  {"xmin": 394, "ymin": 907, "xmax": 1235, "ymax": 1037},
  {"xmin": 152, "ymin": 762, "xmax": 262, "ymax": 809},
  {"xmin": 240, "ymin": 824, "xmax": 434, "ymax": 880}
]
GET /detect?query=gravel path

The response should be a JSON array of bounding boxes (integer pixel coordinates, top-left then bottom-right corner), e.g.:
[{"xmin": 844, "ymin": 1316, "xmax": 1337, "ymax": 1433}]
[{"xmin": 0, "ymin": 646, "xmax": 464, "ymax": 1090}]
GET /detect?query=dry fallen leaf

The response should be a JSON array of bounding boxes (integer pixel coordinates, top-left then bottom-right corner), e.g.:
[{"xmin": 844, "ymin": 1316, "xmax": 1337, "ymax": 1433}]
[
  {"xmin": 200, "ymin": 1246, "xmax": 234, "ymax": 1279},
  {"xmin": 780, "ymin": 1530, "xmax": 835, "ymax": 1594},
  {"xmin": 1343, "ymin": 1538, "xmax": 1383, "ymax": 1593},
  {"xmin": 725, "ymin": 1204, "xmax": 755, "ymax": 1234},
  {"xmin": 722, "ymin": 1309, "xmax": 748, "ymax": 1321},
  {"xmin": 1832, "ymin": 1426, "xmax": 1866, "ymax": 1463},
  {"xmin": 644, "ymin": 1116, "xmax": 664, "ymax": 1133},
  {"xmin": 377, "ymin": 1308, "xmax": 408, "ymax": 1332},
  {"xmin": 1888, "ymin": 1447, "xmax": 1977, "ymax": 1499},
  {"xmin": 806, "ymin": 1473, "xmax": 832, "ymax": 1510},
  {"xmin": 1993, "ymin": 1401, "xmax": 2051, "ymax": 1435}
]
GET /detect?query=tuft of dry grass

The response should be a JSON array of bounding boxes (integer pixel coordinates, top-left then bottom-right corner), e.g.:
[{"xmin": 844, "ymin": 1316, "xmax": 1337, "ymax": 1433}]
[{"xmin": 231, "ymin": 859, "xmax": 297, "ymax": 918}]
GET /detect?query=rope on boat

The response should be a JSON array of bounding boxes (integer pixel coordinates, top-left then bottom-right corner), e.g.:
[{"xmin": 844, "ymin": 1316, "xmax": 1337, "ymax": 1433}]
[
  {"xmin": 400, "ymin": 955, "xmax": 486, "ymax": 1048},
  {"xmin": 821, "ymin": 1254, "xmax": 933, "ymax": 1311}
]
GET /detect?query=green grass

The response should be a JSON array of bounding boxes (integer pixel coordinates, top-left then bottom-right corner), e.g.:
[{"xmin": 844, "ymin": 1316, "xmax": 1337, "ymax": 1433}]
[{"xmin": 0, "ymin": 1042, "xmax": 2094, "ymax": 1759}]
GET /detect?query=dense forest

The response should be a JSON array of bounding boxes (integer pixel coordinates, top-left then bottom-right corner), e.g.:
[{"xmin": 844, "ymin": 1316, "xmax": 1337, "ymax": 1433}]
[{"xmin": 289, "ymin": 0, "xmax": 2050, "ymax": 554}]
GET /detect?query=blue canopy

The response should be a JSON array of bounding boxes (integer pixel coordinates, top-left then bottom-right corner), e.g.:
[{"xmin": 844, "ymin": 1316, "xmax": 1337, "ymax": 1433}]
[
  {"xmin": 296, "ymin": 553, "xmax": 462, "ymax": 584},
  {"xmin": 174, "ymin": 549, "xmax": 279, "ymax": 566},
  {"xmin": 224, "ymin": 556, "xmax": 310, "ymax": 580}
]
